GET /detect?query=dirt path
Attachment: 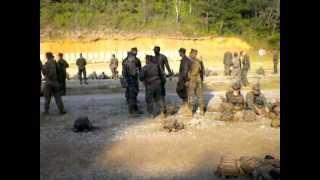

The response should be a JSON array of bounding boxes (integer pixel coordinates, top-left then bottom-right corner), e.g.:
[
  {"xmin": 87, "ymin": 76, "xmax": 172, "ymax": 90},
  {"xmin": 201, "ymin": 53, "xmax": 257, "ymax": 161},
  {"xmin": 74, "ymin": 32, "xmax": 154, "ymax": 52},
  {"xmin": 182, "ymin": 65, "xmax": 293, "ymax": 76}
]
[{"xmin": 40, "ymin": 90, "xmax": 279, "ymax": 180}]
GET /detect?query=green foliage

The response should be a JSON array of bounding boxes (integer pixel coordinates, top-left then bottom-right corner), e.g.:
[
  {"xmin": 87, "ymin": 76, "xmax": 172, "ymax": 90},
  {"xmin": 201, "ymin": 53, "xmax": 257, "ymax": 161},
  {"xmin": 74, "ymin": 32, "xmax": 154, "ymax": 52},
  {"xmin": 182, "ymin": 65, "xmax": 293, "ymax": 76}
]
[{"xmin": 40, "ymin": 0, "xmax": 280, "ymax": 48}]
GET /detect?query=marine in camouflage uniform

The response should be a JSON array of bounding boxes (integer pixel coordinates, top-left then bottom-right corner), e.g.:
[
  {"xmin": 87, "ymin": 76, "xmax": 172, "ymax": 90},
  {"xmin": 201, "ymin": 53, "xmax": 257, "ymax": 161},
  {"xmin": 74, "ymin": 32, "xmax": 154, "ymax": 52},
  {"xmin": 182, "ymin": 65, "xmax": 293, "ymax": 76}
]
[
  {"xmin": 41, "ymin": 52, "xmax": 66, "ymax": 115},
  {"xmin": 122, "ymin": 48, "xmax": 142, "ymax": 116},
  {"xmin": 241, "ymin": 53, "xmax": 250, "ymax": 87},
  {"xmin": 273, "ymin": 50, "xmax": 279, "ymax": 74},
  {"xmin": 56, "ymin": 53, "xmax": 69, "ymax": 95},
  {"xmin": 245, "ymin": 83, "xmax": 269, "ymax": 115},
  {"xmin": 225, "ymin": 82, "xmax": 245, "ymax": 111},
  {"xmin": 139, "ymin": 55, "xmax": 166, "ymax": 117},
  {"xmin": 76, "ymin": 53, "xmax": 88, "ymax": 85},
  {"xmin": 231, "ymin": 52, "xmax": 241, "ymax": 84},
  {"xmin": 176, "ymin": 48, "xmax": 192, "ymax": 104},
  {"xmin": 223, "ymin": 51, "xmax": 233, "ymax": 76},
  {"xmin": 152, "ymin": 46, "xmax": 173, "ymax": 103},
  {"xmin": 109, "ymin": 54, "xmax": 119, "ymax": 79},
  {"xmin": 187, "ymin": 49, "xmax": 205, "ymax": 115}
]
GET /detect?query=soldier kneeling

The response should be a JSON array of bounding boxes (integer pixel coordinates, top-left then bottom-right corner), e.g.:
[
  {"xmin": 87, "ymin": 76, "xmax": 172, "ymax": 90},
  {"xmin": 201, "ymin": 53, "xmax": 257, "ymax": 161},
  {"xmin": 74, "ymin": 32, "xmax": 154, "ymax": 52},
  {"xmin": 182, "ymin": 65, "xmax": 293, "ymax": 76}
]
[{"xmin": 245, "ymin": 83, "xmax": 269, "ymax": 116}]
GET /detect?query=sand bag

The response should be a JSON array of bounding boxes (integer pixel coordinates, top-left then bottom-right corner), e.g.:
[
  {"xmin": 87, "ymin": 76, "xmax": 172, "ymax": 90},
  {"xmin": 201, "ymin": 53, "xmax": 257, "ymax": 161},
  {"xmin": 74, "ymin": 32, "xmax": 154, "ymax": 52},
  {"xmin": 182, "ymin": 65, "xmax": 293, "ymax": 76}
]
[{"xmin": 215, "ymin": 154, "xmax": 243, "ymax": 178}]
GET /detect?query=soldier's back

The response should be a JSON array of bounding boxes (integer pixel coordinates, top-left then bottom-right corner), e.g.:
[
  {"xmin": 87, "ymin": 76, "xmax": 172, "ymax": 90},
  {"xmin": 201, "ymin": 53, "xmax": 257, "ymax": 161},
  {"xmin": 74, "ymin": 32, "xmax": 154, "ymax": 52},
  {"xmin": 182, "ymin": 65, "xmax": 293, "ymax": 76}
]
[
  {"xmin": 43, "ymin": 60, "xmax": 59, "ymax": 86},
  {"xmin": 76, "ymin": 58, "xmax": 86, "ymax": 69}
]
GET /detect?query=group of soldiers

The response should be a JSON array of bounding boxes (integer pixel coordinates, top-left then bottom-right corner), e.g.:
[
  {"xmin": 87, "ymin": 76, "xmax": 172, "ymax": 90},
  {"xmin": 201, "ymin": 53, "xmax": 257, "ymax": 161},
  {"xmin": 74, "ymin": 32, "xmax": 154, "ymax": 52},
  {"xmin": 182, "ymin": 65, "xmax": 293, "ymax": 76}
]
[
  {"xmin": 40, "ymin": 47, "xmax": 279, "ymax": 121},
  {"xmin": 121, "ymin": 46, "xmax": 204, "ymax": 117},
  {"xmin": 223, "ymin": 50, "xmax": 279, "ymax": 87},
  {"xmin": 223, "ymin": 51, "xmax": 251, "ymax": 87}
]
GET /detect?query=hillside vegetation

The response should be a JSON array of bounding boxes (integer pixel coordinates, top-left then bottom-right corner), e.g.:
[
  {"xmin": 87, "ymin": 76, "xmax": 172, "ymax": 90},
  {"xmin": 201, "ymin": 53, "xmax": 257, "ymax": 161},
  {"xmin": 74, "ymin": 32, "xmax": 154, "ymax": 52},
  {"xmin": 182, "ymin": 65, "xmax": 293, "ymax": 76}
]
[{"xmin": 40, "ymin": 0, "xmax": 280, "ymax": 49}]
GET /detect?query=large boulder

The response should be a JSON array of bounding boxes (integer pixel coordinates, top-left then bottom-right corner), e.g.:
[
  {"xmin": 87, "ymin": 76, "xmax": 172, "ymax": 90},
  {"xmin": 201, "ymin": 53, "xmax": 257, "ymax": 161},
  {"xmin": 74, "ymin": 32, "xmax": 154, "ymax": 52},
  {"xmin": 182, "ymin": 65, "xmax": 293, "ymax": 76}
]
[{"xmin": 206, "ymin": 96, "xmax": 225, "ymax": 112}]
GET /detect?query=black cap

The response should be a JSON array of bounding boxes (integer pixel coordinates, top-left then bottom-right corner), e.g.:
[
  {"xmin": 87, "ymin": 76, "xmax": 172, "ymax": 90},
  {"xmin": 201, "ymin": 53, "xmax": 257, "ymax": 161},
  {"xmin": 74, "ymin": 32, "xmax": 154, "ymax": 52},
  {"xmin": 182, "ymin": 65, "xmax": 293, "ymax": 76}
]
[
  {"xmin": 131, "ymin": 47, "xmax": 137, "ymax": 51},
  {"xmin": 179, "ymin": 48, "xmax": 186, "ymax": 53},
  {"xmin": 58, "ymin": 53, "xmax": 63, "ymax": 56},
  {"xmin": 190, "ymin": 49, "xmax": 198, "ymax": 53},
  {"xmin": 154, "ymin": 46, "xmax": 160, "ymax": 50},
  {"xmin": 45, "ymin": 52, "xmax": 54, "ymax": 59}
]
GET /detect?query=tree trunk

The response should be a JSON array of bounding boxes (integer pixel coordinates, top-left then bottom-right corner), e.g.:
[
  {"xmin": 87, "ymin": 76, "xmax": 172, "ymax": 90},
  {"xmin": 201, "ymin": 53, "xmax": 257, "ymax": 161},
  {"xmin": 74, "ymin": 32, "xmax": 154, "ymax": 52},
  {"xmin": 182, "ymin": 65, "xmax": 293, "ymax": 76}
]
[
  {"xmin": 143, "ymin": 0, "xmax": 147, "ymax": 25},
  {"xmin": 219, "ymin": 20, "xmax": 224, "ymax": 35},
  {"xmin": 175, "ymin": 0, "xmax": 180, "ymax": 24},
  {"xmin": 189, "ymin": 0, "xmax": 192, "ymax": 15}
]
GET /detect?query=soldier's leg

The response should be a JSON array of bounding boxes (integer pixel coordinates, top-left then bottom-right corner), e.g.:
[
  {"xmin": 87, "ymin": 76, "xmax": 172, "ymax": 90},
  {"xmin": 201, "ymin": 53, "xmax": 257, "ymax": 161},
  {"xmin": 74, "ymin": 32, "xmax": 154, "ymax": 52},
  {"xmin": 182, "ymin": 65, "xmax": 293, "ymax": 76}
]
[
  {"xmin": 161, "ymin": 82, "xmax": 166, "ymax": 104},
  {"xmin": 125, "ymin": 87, "xmax": 129, "ymax": 104},
  {"xmin": 43, "ymin": 85, "xmax": 52, "ymax": 113},
  {"xmin": 224, "ymin": 65, "xmax": 228, "ymax": 76},
  {"xmin": 63, "ymin": 78, "xmax": 66, "ymax": 95},
  {"xmin": 145, "ymin": 87, "xmax": 154, "ymax": 115},
  {"xmin": 127, "ymin": 86, "xmax": 138, "ymax": 114},
  {"xmin": 83, "ymin": 68, "xmax": 88, "ymax": 84},
  {"xmin": 78, "ymin": 69, "xmax": 83, "ymax": 84},
  {"xmin": 196, "ymin": 82, "xmax": 205, "ymax": 114},
  {"xmin": 52, "ymin": 86, "xmax": 65, "ymax": 114},
  {"xmin": 274, "ymin": 63, "xmax": 278, "ymax": 73}
]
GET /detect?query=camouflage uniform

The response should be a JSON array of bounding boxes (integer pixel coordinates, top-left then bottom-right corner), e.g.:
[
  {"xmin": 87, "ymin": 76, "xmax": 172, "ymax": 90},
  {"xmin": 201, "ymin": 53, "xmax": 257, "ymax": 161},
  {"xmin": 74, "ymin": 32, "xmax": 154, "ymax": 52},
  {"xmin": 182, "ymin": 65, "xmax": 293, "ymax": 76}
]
[
  {"xmin": 245, "ymin": 84, "xmax": 268, "ymax": 115},
  {"xmin": 42, "ymin": 54, "xmax": 65, "ymax": 114},
  {"xmin": 76, "ymin": 55, "xmax": 87, "ymax": 85},
  {"xmin": 223, "ymin": 51, "xmax": 233, "ymax": 76},
  {"xmin": 188, "ymin": 50, "xmax": 205, "ymax": 114},
  {"xmin": 177, "ymin": 53, "xmax": 192, "ymax": 103},
  {"xmin": 139, "ymin": 56, "xmax": 166, "ymax": 116},
  {"xmin": 109, "ymin": 56, "xmax": 119, "ymax": 79},
  {"xmin": 153, "ymin": 51, "xmax": 173, "ymax": 103},
  {"xmin": 241, "ymin": 54, "xmax": 250, "ymax": 87},
  {"xmin": 225, "ymin": 83, "xmax": 245, "ymax": 111},
  {"xmin": 122, "ymin": 52, "xmax": 142, "ymax": 115},
  {"xmin": 57, "ymin": 58, "xmax": 69, "ymax": 95},
  {"xmin": 231, "ymin": 56, "xmax": 241, "ymax": 84},
  {"xmin": 273, "ymin": 51, "xmax": 279, "ymax": 74}
]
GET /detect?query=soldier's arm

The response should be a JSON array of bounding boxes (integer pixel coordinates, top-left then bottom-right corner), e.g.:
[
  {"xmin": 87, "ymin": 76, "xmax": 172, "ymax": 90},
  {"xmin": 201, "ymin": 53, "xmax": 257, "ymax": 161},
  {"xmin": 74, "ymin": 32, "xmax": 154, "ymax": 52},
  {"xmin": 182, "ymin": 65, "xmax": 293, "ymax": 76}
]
[
  {"xmin": 65, "ymin": 60, "xmax": 69, "ymax": 68},
  {"xmin": 84, "ymin": 59, "xmax": 87, "ymax": 66},
  {"xmin": 200, "ymin": 60, "xmax": 205, "ymax": 81},
  {"xmin": 139, "ymin": 68, "xmax": 145, "ymax": 81},
  {"xmin": 76, "ymin": 59, "xmax": 80, "ymax": 66},
  {"xmin": 136, "ymin": 58, "xmax": 142, "ymax": 71},
  {"xmin": 163, "ymin": 56, "xmax": 173, "ymax": 75}
]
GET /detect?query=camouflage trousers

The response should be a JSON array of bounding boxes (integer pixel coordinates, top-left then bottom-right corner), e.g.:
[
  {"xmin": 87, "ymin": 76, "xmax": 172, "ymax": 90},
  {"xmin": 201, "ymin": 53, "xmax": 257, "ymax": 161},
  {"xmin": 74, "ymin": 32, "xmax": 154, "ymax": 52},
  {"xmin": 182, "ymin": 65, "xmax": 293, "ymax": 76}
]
[
  {"xmin": 145, "ymin": 83, "xmax": 165, "ymax": 116},
  {"xmin": 59, "ymin": 78, "xmax": 67, "ymax": 95},
  {"xmin": 187, "ymin": 80, "xmax": 204, "ymax": 113},
  {"xmin": 241, "ymin": 69, "xmax": 249, "ymax": 87},
  {"xmin": 110, "ymin": 67, "xmax": 118, "ymax": 79},
  {"xmin": 127, "ymin": 84, "xmax": 139, "ymax": 113},
  {"xmin": 232, "ymin": 68, "xmax": 241, "ymax": 84},
  {"xmin": 176, "ymin": 80, "xmax": 188, "ymax": 103},
  {"xmin": 224, "ymin": 65, "xmax": 231, "ymax": 76},
  {"xmin": 78, "ymin": 68, "xmax": 87, "ymax": 84},
  {"xmin": 44, "ymin": 83, "xmax": 65, "ymax": 113}
]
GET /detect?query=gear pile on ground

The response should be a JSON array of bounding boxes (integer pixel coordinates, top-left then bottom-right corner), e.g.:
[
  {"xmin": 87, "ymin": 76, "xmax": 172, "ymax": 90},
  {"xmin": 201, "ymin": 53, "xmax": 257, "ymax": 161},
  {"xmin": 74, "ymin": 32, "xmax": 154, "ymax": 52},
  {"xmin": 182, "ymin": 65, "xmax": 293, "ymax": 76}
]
[
  {"xmin": 73, "ymin": 116, "xmax": 93, "ymax": 132},
  {"xmin": 215, "ymin": 154, "xmax": 280, "ymax": 179},
  {"xmin": 161, "ymin": 117, "xmax": 184, "ymax": 132}
]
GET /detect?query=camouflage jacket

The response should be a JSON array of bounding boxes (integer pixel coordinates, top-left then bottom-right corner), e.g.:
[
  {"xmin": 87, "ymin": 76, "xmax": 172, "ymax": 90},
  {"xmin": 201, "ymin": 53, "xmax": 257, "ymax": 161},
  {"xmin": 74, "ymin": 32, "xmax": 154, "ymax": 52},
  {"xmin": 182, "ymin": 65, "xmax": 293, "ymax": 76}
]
[
  {"xmin": 178, "ymin": 55, "xmax": 192, "ymax": 82},
  {"xmin": 153, "ymin": 53, "xmax": 172, "ymax": 75},
  {"xmin": 109, "ymin": 57, "xmax": 118, "ymax": 69},
  {"xmin": 245, "ymin": 91, "xmax": 268, "ymax": 110},
  {"xmin": 223, "ymin": 51, "xmax": 233, "ymax": 66},
  {"xmin": 57, "ymin": 58, "xmax": 69, "ymax": 76},
  {"xmin": 139, "ymin": 63, "xmax": 165, "ymax": 86},
  {"xmin": 76, "ymin": 57, "xmax": 87, "ymax": 70},
  {"xmin": 122, "ymin": 55, "xmax": 141, "ymax": 87},
  {"xmin": 232, "ymin": 57, "xmax": 241, "ymax": 70},
  {"xmin": 242, "ymin": 55, "xmax": 250, "ymax": 71},
  {"xmin": 42, "ymin": 59, "xmax": 59, "ymax": 87},
  {"xmin": 226, "ymin": 91, "xmax": 245, "ymax": 110},
  {"xmin": 273, "ymin": 52, "xmax": 279, "ymax": 63},
  {"xmin": 189, "ymin": 57, "xmax": 205, "ymax": 82}
]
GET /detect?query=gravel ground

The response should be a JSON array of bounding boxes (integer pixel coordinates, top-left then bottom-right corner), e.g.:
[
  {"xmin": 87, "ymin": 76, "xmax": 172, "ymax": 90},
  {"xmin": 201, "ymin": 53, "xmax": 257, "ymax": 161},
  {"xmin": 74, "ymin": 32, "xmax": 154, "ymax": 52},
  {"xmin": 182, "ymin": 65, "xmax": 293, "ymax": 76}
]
[{"xmin": 40, "ymin": 89, "xmax": 279, "ymax": 180}]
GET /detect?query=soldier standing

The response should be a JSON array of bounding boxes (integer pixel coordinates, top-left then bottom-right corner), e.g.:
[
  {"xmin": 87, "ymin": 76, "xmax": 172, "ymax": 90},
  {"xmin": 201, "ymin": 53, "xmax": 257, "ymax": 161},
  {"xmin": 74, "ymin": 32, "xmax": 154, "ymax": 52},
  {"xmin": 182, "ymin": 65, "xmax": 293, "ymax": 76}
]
[
  {"xmin": 245, "ymin": 83, "xmax": 269, "ymax": 115},
  {"xmin": 139, "ymin": 55, "xmax": 166, "ymax": 117},
  {"xmin": 57, "ymin": 53, "xmax": 69, "ymax": 95},
  {"xmin": 273, "ymin": 50, "xmax": 279, "ymax": 74},
  {"xmin": 241, "ymin": 52, "xmax": 250, "ymax": 87},
  {"xmin": 176, "ymin": 48, "xmax": 192, "ymax": 104},
  {"xmin": 231, "ymin": 52, "xmax": 241, "ymax": 84},
  {"xmin": 76, "ymin": 53, "xmax": 88, "ymax": 85},
  {"xmin": 41, "ymin": 52, "xmax": 66, "ymax": 115},
  {"xmin": 109, "ymin": 54, "xmax": 119, "ymax": 79},
  {"xmin": 122, "ymin": 48, "xmax": 142, "ymax": 116},
  {"xmin": 225, "ymin": 82, "xmax": 245, "ymax": 111},
  {"xmin": 188, "ymin": 49, "xmax": 205, "ymax": 115},
  {"xmin": 223, "ymin": 51, "xmax": 233, "ymax": 76},
  {"xmin": 152, "ymin": 46, "xmax": 173, "ymax": 103}
]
